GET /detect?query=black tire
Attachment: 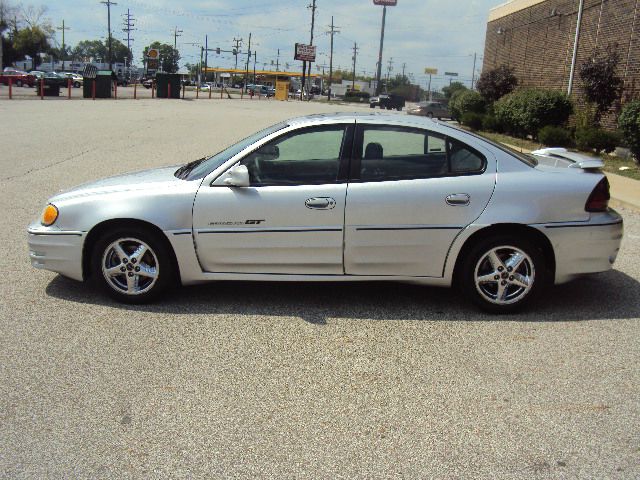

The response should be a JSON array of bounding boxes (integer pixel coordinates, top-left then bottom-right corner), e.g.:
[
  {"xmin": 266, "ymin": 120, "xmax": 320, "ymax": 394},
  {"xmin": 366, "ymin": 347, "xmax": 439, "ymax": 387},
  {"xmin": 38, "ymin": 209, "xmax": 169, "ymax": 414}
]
[
  {"xmin": 91, "ymin": 226, "xmax": 175, "ymax": 304},
  {"xmin": 370, "ymin": 104, "xmax": 375, "ymax": 108},
  {"xmin": 460, "ymin": 235, "xmax": 547, "ymax": 313},
  {"xmin": 397, "ymin": 106, "xmax": 403, "ymax": 111},
  {"xmin": 16, "ymin": 80, "xmax": 22, "ymax": 87},
  {"xmin": 74, "ymin": 81, "xmax": 81, "ymax": 88},
  {"xmin": 427, "ymin": 112, "xmax": 433, "ymax": 118}
]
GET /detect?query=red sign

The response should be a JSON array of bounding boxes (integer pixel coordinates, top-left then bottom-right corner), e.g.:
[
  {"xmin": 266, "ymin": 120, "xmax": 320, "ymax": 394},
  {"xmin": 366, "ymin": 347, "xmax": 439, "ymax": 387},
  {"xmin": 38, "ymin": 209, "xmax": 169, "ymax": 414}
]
[
  {"xmin": 374, "ymin": 0, "xmax": 397, "ymax": 5},
  {"xmin": 295, "ymin": 43, "xmax": 317, "ymax": 62}
]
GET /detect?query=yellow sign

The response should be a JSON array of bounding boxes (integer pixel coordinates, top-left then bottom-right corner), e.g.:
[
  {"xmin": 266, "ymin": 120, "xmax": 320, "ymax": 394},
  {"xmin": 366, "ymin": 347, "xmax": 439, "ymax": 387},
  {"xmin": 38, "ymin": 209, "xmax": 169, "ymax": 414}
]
[
  {"xmin": 424, "ymin": 67, "xmax": 438, "ymax": 75},
  {"xmin": 276, "ymin": 80, "xmax": 289, "ymax": 101},
  {"xmin": 147, "ymin": 48, "xmax": 159, "ymax": 59}
]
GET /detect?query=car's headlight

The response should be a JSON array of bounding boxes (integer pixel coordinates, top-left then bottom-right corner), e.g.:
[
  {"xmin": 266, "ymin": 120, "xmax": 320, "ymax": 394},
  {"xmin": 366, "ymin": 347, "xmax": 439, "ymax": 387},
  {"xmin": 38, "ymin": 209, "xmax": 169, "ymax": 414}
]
[{"xmin": 41, "ymin": 204, "xmax": 59, "ymax": 226}]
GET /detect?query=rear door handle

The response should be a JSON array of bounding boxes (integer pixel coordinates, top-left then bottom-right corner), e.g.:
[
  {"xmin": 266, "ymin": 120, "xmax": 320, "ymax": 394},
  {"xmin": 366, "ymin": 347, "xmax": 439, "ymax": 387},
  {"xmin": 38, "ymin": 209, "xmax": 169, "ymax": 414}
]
[
  {"xmin": 305, "ymin": 197, "xmax": 336, "ymax": 210},
  {"xmin": 446, "ymin": 193, "xmax": 470, "ymax": 206}
]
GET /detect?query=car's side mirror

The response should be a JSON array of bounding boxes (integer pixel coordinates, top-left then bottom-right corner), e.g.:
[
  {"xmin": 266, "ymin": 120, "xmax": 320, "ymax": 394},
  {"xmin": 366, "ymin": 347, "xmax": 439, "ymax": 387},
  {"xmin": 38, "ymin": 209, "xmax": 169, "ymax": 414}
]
[{"xmin": 223, "ymin": 164, "xmax": 250, "ymax": 187}]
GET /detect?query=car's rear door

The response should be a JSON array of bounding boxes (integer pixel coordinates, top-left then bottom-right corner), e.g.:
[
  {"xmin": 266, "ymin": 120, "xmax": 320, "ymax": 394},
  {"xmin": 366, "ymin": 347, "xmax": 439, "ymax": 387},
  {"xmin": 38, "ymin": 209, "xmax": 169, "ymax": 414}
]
[
  {"xmin": 192, "ymin": 123, "xmax": 353, "ymax": 274},
  {"xmin": 344, "ymin": 123, "xmax": 496, "ymax": 277}
]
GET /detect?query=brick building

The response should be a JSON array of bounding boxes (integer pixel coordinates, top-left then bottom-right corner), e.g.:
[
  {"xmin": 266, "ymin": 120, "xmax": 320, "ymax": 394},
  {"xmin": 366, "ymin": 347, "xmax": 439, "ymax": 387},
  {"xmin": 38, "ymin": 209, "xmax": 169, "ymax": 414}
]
[{"xmin": 483, "ymin": 0, "xmax": 640, "ymax": 126}]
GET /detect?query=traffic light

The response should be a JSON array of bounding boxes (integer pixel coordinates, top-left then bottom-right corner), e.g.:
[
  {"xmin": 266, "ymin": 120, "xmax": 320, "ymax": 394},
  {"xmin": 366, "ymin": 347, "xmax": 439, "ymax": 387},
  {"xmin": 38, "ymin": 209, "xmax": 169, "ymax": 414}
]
[
  {"xmin": 216, "ymin": 48, "xmax": 221, "ymax": 54},
  {"xmin": 233, "ymin": 48, "xmax": 237, "ymax": 55}
]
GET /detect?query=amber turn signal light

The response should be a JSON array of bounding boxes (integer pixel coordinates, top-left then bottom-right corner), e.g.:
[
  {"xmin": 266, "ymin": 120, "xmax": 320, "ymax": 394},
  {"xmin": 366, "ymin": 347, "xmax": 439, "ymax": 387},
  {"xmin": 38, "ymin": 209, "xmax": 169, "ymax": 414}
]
[{"xmin": 41, "ymin": 204, "xmax": 59, "ymax": 226}]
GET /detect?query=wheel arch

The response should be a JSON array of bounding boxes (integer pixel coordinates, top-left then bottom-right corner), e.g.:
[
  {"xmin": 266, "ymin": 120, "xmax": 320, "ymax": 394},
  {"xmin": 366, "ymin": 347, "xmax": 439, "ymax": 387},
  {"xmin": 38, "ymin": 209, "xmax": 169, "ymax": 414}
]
[
  {"xmin": 452, "ymin": 223, "xmax": 556, "ymax": 286},
  {"xmin": 82, "ymin": 218, "xmax": 181, "ymax": 283}
]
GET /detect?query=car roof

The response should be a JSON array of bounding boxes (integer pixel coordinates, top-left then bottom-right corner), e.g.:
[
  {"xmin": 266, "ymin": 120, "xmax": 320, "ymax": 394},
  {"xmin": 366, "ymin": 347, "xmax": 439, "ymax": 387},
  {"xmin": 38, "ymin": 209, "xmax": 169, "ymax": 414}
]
[{"xmin": 287, "ymin": 112, "xmax": 446, "ymax": 130}]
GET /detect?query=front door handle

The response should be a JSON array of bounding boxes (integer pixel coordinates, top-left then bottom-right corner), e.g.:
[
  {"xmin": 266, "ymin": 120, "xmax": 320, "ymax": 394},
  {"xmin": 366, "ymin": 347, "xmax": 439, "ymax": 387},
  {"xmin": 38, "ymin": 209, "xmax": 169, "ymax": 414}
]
[
  {"xmin": 446, "ymin": 193, "xmax": 470, "ymax": 206},
  {"xmin": 305, "ymin": 197, "xmax": 336, "ymax": 210}
]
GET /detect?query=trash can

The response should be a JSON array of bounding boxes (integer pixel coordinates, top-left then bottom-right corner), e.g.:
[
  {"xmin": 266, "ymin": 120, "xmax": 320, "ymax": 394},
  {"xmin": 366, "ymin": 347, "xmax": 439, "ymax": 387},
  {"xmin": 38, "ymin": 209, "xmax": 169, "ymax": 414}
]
[
  {"xmin": 82, "ymin": 66, "xmax": 113, "ymax": 98},
  {"xmin": 156, "ymin": 73, "xmax": 180, "ymax": 99}
]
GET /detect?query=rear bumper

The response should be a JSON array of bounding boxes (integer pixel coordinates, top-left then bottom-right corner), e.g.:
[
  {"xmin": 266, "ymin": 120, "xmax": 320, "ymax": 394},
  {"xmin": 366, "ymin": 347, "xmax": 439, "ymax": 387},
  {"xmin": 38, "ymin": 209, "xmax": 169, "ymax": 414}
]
[
  {"xmin": 27, "ymin": 224, "xmax": 85, "ymax": 281},
  {"xmin": 539, "ymin": 210, "xmax": 624, "ymax": 284}
]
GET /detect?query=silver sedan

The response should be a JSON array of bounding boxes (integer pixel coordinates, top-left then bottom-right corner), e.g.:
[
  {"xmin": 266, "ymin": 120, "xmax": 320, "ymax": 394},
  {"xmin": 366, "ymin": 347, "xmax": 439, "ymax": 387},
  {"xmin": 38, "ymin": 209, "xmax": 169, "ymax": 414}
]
[{"xmin": 27, "ymin": 113, "xmax": 623, "ymax": 312}]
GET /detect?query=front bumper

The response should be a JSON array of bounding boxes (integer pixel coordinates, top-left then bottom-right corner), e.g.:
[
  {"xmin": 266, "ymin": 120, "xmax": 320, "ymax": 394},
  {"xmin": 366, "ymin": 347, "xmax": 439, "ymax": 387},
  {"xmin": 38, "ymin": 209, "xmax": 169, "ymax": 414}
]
[
  {"xmin": 540, "ymin": 210, "xmax": 624, "ymax": 284},
  {"xmin": 27, "ymin": 223, "xmax": 86, "ymax": 281}
]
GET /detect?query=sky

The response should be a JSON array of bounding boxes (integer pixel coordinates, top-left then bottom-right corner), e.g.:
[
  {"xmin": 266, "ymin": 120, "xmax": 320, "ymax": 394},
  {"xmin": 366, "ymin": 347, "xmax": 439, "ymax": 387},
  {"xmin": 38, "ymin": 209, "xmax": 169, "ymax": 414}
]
[{"xmin": 43, "ymin": 0, "xmax": 500, "ymax": 91}]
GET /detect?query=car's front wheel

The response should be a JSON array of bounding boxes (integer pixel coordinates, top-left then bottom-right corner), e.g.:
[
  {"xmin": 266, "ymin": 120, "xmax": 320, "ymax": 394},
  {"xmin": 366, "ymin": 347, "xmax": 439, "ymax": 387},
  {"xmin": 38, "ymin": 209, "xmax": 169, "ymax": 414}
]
[
  {"xmin": 74, "ymin": 81, "xmax": 81, "ymax": 88},
  {"xmin": 16, "ymin": 80, "xmax": 22, "ymax": 87},
  {"xmin": 92, "ymin": 227, "xmax": 175, "ymax": 303},
  {"xmin": 460, "ymin": 236, "xmax": 547, "ymax": 313}
]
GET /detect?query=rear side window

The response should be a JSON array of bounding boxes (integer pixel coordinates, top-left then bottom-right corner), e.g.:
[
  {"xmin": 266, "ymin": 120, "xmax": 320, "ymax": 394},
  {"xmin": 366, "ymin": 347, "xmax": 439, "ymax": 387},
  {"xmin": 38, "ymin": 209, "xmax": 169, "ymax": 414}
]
[{"xmin": 358, "ymin": 126, "xmax": 485, "ymax": 182}]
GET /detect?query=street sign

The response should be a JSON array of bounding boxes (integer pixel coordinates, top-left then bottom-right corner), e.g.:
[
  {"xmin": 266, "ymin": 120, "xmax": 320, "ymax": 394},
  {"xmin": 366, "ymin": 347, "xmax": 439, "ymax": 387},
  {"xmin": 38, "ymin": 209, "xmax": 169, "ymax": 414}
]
[
  {"xmin": 445, "ymin": 72, "xmax": 459, "ymax": 76},
  {"xmin": 424, "ymin": 67, "xmax": 438, "ymax": 75},
  {"xmin": 374, "ymin": 0, "xmax": 397, "ymax": 5},
  {"xmin": 147, "ymin": 48, "xmax": 159, "ymax": 59},
  {"xmin": 295, "ymin": 43, "xmax": 317, "ymax": 62}
]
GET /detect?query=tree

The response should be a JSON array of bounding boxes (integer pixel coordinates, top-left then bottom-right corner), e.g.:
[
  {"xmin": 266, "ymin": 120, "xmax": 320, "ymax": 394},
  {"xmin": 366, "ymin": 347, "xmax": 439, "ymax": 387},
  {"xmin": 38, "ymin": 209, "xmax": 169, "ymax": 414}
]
[
  {"xmin": 476, "ymin": 65, "xmax": 518, "ymax": 103},
  {"xmin": 442, "ymin": 81, "xmax": 467, "ymax": 100},
  {"xmin": 579, "ymin": 45, "xmax": 624, "ymax": 124},
  {"xmin": 71, "ymin": 39, "xmax": 130, "ymax": 64},
  {"xmin": 143, "ymin": 41, "xmax": 179, "ymax": 73},
  {"xmin": 13, "ymin": 25, "xmax": 51, "ymax": 69},
  {"xmin": 0, "ymin": 0, "xmax": 18, "ymax": 69}
]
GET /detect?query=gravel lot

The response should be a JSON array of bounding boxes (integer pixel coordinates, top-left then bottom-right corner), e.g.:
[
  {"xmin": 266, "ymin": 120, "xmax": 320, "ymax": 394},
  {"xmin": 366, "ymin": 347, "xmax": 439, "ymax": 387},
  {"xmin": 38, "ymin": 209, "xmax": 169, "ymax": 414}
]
[{"xmin": 1, "ymin": 98, "xmax": 639, "ymax": 479}]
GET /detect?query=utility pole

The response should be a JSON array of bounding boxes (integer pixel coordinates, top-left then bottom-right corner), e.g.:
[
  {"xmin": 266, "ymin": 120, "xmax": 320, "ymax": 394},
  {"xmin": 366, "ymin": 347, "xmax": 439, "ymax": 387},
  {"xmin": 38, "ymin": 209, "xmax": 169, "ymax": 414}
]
[
  {"xmin": 351, "ymin": 42, "xmax": 359, "ymax": 90},
  {"xmin": 244, "ymin": 32, "xmax": 252, "ymax": 89},
  {"xmin": 233, "ymin": 37, "xmax": 242, "ymax": 70},
  {"xmin": 57, "ymin": 20, "xmax": 70, "ymax": 71},
  {"xmin": 204, "ymin": 34, "xmax": 208, "ymax": 81},
  {"xmin": 471, "ymin": 52, "xmax": 477, "ymax": 89},
  {"xmin": 173, "ymin": 26, "xmax": 183, "ymax": 51},
  {"xmin": 402, "ymin": 62, "xmax": 406, "ymax": 78},
  {"xmin": 253, "ymin": 50, "xmax": 257, "ymax": 84},
  {"xmin": 326, "ymin": 16, "xmax": 339, "ymax": 101},
  {"xmin": 375, "ymin": 5, "xmax": 387, "ymax": 95},
  {"xmin": 276, "ymin": 48, "xmax": 280, "ymax": 72},
  {"xmin": 301, "ymin": 0, "xmax": 317, "ymax": 100},
  {"xmin": 568, "ymin": 0, "xmax": 585, "ymax": 96},
  {"xmin": 100, "ymin": 1, "xmax": 118, "ymax": 71},
  {"xmin": 122, "ymin": 9, "xmax": 135, "ymax": 81},
  {"xmin": 386, "ymin": 57, "xmax": 394, "ymax": 87}
]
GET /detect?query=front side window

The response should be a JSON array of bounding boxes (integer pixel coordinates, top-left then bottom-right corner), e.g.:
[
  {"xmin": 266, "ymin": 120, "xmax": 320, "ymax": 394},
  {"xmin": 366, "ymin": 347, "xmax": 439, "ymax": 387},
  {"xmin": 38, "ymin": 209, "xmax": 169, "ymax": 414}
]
[
  {"xmin": 241, "ymin": 125, "xmax": 346, "ymax": 186},
  {"xmin": 358, "ymin": 126, "xmax": 485, "ymax": 182}
]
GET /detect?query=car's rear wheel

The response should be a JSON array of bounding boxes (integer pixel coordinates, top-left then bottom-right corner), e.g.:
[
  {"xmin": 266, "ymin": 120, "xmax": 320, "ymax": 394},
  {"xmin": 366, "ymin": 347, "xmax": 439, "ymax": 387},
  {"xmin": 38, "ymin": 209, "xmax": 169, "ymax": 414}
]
[
  {"xmin": 16, "ymin": 80, "xmax": 22, "ymax": 87},
  {"xmin": 91, "ymin": 227, "xmax": 175, "ymax": 303},
  {"xmin": 427, "ymin": 112, "xmax": 433, "ymax": 118},
  {"xmin": 460, "ymin": 236, "xmax": 546, "ymax": 313},
  {"xmin": 74, "ymin": 81, "xmax": 81, "ymax": 88},
  {"xmin": 370, "ymin": 104, "xmax": 375, "ymax": 108}
]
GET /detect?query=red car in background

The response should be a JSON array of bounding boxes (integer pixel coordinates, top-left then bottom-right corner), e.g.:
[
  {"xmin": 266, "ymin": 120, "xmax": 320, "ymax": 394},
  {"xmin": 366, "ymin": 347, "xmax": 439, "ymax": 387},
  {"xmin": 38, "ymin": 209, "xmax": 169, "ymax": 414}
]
[{"xmin": 0, "ymin": 69, "xmax": 36, "ymax": 87}]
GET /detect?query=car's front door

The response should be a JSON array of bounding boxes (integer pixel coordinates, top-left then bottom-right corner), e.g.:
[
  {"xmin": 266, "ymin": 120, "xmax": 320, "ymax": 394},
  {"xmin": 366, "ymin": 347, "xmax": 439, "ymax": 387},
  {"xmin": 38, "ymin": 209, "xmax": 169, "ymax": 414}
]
[
  {"xmin": 192, "ymin": 123, "xmax": 352, "ymax": 274},
  {"xmin": 344, "ymin": 124, "xmax": 496, "ymax": 277}
]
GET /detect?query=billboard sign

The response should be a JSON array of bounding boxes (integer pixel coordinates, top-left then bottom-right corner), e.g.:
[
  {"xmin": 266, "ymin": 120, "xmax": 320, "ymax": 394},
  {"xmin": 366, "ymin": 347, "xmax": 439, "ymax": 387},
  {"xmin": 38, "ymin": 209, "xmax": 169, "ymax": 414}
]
[
  {"xmin": 373, "ymin": 0, "xmax": 397, "ymax": 5},
  {"xmin": 424, "ymin": 67, "xmax": 438, "ymax": 75},
  {"xmin": 445, "ymin": 72, "xmax": 458, "ymax": 77},
  {"xmin": 295, "ymin": 43, "xmax": 317, "ymax": 62}
]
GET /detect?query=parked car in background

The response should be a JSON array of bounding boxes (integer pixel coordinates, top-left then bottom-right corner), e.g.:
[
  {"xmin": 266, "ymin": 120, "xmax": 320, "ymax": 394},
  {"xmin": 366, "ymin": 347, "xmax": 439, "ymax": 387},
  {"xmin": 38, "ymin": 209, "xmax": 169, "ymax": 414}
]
[
  {"xmin": 27, "ymin": 113, "xmax": 622, "ymax": 312},
  {"xmin": 370, "ymin": 93, "xmax": 406, "ymax": 111},
  {"xmin": 142, "ymin": 78, "xmax": 154, "ymax": 89},
  {"xmin": 408, "ymin": 101, "xmax": 450, "ymax": 119},
  {"xmin": 29, "ymin": 70, "xmax": 46, "ymax": 80},
  {"xmin": 61, "ymin": 72, "xmax": 83, "ymax": 88},
  {"xmin": 0, "ymin": 69, "xmax": 36, "ymax": 87}
]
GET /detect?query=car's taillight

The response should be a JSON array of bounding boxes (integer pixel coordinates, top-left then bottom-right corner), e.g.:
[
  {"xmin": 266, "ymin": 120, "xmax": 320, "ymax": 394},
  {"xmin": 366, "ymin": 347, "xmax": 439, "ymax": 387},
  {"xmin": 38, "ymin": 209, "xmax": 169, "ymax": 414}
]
[{"xmin": 585, "ymin": 177, "xmax": 610, "ymax": 212}]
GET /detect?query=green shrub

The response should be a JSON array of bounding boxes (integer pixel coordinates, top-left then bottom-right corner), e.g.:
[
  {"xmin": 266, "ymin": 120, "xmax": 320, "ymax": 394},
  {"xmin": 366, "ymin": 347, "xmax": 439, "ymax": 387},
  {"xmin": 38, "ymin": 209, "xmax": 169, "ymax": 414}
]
[
  {"xmin": 482, "ymin": 114, "xmax": 502, "ymax": 133},
  {"xmin": 449, "ymin": 89, "xmax": 485, "ymax": 121},
  {"xmin": 344, "ymin": 90, "xmax": 370, "ymax": 103},
  {"xmin": 538, "ymin": 126, "xmax": 574, "ymax": 147},
  {"xmin": 461, "ymin": 112, "xmax": 484, "ymax": 130},
  {"xmin": 575, "ymin": 127, "xmax": 619, "ymax": 154},
  {"xmin": 618, "ymin": 100, "xmax": 640, "ymax": 163},
  {"xmin": 494, "ymin": 88, "xmax": 573, "ymax": 138}
]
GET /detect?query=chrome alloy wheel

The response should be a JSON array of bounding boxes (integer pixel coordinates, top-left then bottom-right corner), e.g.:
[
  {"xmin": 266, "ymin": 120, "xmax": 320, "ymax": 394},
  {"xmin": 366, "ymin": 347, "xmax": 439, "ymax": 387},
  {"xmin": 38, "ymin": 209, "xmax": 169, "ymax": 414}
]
[
  {"xmin": 474, "ymin": 245, "xmax": 535, "ymax": 306},
  {"xmin": 101, "ymin": 238, "xmax": 159, "ymax": 295}
]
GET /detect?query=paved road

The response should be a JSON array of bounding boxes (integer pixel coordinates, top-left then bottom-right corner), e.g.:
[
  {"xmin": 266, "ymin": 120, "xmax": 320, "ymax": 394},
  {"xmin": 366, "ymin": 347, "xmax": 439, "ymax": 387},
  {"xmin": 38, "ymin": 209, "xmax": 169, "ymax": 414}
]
[{"xmin": 1, "ymin": 99, "xmax": 639, "ymax": 479}]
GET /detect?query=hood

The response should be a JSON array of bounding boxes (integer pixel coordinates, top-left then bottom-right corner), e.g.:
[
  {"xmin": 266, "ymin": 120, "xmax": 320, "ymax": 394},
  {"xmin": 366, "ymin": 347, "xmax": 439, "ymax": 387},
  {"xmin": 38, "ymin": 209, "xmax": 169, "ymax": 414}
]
[{"xmin": 50, "ymin": 165, "xmax": 185, "ymax": 202}]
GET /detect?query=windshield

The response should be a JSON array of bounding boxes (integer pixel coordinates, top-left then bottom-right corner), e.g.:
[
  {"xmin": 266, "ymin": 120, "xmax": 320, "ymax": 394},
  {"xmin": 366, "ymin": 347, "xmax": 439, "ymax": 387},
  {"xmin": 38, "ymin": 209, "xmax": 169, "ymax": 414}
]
[{"xmin": 178, "ymin": 122, "xmax": 288, "ymax": 180}]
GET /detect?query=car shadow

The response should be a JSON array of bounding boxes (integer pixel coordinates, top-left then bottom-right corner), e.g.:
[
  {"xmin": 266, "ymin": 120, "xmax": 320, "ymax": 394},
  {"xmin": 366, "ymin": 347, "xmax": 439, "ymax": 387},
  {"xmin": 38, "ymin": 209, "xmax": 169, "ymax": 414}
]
[{"xmin": 44, "ymin": 269, "xmax": 640, "ymax": 324}]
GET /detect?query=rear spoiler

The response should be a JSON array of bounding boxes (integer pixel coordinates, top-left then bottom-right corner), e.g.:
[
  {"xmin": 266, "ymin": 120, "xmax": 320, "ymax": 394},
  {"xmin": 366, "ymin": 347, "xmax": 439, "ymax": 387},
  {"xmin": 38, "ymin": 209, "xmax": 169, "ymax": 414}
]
[{"xmin": 531, "ymin": 148, "xmax": 604, "ymax": 170}]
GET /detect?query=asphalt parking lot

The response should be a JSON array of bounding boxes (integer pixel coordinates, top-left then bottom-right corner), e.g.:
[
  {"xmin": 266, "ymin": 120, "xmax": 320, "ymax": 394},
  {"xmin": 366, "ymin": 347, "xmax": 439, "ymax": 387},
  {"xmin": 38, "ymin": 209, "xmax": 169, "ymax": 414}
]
[{"xmin": 1, "ymin": 98, "xmax": 639, "ymax": 478}]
